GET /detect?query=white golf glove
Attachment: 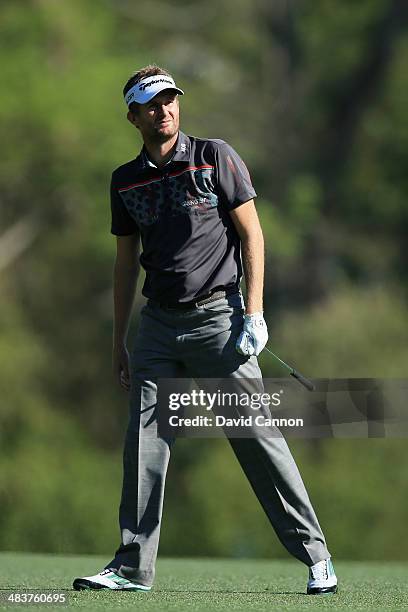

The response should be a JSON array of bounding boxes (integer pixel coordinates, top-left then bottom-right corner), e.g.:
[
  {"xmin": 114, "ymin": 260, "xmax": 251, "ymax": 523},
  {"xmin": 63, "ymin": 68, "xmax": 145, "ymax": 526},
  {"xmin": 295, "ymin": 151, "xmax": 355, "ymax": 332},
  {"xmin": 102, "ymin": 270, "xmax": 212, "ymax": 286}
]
[{"xmin": 236, "ymin": 312, "xmax": 269, "ymax": 356}]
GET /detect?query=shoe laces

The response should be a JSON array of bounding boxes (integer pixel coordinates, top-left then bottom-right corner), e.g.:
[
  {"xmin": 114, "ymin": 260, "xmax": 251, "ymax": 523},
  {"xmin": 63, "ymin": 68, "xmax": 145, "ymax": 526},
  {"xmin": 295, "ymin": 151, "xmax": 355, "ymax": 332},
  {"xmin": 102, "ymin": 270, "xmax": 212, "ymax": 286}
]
[{"xmin": 310, "ymin": 559, "xmax": 329, "ymax": 581}]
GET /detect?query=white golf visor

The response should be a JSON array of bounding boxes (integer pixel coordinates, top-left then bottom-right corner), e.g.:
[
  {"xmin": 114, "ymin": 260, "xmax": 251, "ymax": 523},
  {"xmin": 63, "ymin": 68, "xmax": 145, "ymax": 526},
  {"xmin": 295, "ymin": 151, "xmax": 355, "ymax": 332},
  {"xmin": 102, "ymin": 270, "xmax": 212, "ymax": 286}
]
[{"xmin": 124, "ymin": 75, "xmax": 184, "ymax": 107}]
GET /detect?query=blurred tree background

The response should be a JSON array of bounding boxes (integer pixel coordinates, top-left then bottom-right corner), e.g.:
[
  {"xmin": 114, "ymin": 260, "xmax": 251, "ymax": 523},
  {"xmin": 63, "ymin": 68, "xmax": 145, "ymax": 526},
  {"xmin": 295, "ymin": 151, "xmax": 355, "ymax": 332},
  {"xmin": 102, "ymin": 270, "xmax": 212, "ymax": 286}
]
[{"xmin": 1, "ymin": 0, "xmax": 407, "ymax": 561}]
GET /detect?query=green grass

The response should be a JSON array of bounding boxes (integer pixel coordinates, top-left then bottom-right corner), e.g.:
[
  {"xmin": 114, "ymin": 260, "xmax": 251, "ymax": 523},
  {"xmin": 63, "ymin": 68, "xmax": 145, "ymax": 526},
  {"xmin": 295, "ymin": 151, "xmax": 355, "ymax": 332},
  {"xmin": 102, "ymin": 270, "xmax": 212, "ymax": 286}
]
[{"xmin": 0, "ymin": 553, "xmax": 407, "ymax": 611}]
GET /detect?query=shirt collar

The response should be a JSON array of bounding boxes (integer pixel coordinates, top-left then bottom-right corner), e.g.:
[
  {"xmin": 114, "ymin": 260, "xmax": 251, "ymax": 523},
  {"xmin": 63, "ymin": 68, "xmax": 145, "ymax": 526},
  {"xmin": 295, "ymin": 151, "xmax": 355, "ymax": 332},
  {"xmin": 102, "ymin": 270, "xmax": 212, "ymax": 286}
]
[
  {"xmin": 136, "ymin": 131, "xmax": 190, "ymax": 170},
  {"xmin": 172, "ymin": 131, "xmax": 190, "ymax": 161}
]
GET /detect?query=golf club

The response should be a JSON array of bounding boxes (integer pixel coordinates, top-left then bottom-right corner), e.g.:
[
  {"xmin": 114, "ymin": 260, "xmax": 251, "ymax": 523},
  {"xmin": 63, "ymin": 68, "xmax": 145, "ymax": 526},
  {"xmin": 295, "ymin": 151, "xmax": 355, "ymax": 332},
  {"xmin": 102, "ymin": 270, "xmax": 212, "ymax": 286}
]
[{"xmin": 263, "ymin": 346, "xmax": 315, "ymax": 391}]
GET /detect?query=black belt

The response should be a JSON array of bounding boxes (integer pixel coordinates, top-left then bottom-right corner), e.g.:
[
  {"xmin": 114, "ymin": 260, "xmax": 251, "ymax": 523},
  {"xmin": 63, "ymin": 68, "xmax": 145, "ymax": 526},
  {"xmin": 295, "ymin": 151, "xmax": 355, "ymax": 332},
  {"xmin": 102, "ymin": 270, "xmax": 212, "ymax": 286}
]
[{"xmin": 147, "ymin": 287, "xmax": 238, "ymax": 311}]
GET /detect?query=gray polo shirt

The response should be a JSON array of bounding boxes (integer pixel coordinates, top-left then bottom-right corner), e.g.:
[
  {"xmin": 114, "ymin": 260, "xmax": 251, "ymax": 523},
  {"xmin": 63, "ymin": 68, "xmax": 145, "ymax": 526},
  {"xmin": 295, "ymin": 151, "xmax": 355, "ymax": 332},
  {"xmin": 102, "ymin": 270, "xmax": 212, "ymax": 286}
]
[{"xmin": 110, "ymin": 131, "xmax": 257, "ymax": 303}]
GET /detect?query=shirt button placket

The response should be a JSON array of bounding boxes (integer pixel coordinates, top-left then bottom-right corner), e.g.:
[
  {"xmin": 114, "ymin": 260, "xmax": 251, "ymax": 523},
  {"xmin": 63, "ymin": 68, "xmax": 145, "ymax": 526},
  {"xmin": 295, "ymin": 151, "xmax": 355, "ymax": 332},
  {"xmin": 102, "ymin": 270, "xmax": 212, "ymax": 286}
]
[{"xmin": 162, "ymin": 171, "xmax": 169, "ymax": 207}]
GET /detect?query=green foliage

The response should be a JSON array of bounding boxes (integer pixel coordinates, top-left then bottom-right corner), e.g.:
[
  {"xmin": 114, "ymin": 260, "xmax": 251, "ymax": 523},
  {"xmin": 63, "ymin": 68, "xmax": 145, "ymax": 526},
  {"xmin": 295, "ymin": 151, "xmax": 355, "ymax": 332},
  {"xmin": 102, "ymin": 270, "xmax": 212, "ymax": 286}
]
[
  {"xmin": 1, "ymin": 0, "xmax": 408, "ymax": 560},
  {"xmin": 266, "ymin": 285, "xmax": 408, "ymax": 378}
]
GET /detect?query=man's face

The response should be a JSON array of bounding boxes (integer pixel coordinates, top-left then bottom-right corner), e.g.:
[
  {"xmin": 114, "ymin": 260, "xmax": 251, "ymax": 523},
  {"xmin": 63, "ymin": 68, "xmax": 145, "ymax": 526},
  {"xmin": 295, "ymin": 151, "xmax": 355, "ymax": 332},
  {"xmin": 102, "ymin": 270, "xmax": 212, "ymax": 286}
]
[{"xmin": 128, "ymin": 90, "xmax": 180, "ymax": 142}]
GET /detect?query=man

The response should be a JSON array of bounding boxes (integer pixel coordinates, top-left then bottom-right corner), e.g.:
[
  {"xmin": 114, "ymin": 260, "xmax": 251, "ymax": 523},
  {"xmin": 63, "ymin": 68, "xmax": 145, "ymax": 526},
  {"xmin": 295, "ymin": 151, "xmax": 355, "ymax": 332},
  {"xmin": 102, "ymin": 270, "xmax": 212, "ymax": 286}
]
[{"xmin": 73, "ymin": 65, "xmax": 337, "ymax": 595}]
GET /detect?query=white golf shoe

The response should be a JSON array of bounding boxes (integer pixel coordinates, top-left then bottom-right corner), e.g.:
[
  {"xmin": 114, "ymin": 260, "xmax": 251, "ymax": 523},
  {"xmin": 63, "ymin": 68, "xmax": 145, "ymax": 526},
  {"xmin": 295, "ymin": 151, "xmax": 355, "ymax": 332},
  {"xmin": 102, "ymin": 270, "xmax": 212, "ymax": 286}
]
[
  {"xmin": 73, "ymin": 569, "xmax": 151, "ymax": 591},
  {"xmin": 307, "ymin": 558, "xmax": 338, "ymax": 595}
]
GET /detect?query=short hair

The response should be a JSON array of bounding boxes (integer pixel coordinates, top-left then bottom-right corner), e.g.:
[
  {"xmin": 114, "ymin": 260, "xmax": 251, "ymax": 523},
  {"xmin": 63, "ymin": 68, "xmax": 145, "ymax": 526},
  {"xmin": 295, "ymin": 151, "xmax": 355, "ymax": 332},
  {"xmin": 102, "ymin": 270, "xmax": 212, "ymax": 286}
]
[{"xmin": 123, "ymin": 64, "xmax": 173, "ymax": 113}]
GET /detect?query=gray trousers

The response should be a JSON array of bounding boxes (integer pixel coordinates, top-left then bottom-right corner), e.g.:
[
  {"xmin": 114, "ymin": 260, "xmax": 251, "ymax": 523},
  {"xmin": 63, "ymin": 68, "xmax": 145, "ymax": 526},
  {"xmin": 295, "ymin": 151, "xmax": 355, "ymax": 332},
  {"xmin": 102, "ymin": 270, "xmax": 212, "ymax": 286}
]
[{"xmin": 105, "ymin": 292, "xmax": 330, "ymax": 586}]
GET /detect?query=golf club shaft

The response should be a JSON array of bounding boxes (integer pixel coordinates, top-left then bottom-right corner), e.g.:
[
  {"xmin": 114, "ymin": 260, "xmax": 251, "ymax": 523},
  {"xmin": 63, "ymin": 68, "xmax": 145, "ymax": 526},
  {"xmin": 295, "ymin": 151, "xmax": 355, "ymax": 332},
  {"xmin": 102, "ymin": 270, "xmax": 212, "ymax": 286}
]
[{"xmin": 264, "ymin": 346, "xmax": 315, "ymax": 391}]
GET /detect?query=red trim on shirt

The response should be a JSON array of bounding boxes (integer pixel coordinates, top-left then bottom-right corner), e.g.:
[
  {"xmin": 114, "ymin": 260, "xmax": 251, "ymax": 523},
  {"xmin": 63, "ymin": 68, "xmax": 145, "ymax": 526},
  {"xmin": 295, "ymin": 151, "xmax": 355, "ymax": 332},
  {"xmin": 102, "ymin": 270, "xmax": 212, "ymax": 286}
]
[
  {"xmin": 168, "ymin": 165, "xmax": 214, "ymax": 179},
  {"xmin": 118, "ymin": 177, "xmax": 161, "ymax": 191},
  {"xmin": 118, "ymin": 165, "xmax": 214, "ymax": 192}
]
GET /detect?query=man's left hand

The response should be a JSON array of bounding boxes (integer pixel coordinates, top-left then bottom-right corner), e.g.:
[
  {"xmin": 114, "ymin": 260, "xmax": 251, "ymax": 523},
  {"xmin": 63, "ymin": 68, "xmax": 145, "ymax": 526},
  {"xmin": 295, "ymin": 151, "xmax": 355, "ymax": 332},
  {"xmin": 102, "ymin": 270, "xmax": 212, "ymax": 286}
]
[{"xmin": 236, "ymin": 312, "xmax": 268, "ymax": 356}]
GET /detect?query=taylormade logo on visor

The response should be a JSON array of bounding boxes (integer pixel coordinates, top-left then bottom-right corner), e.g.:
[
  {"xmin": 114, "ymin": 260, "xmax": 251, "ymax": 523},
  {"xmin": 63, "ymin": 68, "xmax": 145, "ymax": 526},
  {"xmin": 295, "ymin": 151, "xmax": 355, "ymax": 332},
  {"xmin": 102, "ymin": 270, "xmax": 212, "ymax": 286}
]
[
  {"xmin": 124, "ymin": 75, "xmax": 184, "ymax": 106},
  {"xmin": 138, "ymin": 77, "xmax": 173, "ymax": 91}
]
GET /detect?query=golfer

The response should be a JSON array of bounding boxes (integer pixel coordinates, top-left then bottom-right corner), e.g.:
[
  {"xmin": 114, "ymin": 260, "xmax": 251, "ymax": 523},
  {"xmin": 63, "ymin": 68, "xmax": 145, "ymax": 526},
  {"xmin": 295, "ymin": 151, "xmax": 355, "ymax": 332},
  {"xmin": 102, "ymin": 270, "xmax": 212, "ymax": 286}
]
[{"xmin": 73, "ymin": 65, "xmax": 337, "ymax": 595}]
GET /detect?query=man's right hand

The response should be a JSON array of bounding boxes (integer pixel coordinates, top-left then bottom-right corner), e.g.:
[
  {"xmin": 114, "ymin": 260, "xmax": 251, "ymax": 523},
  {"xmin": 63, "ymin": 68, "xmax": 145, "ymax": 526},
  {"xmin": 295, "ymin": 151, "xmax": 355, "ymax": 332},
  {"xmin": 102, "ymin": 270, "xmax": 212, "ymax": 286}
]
[{"xmin": 112, "ymin": 343, "xmax": 131, "ymax": 392}]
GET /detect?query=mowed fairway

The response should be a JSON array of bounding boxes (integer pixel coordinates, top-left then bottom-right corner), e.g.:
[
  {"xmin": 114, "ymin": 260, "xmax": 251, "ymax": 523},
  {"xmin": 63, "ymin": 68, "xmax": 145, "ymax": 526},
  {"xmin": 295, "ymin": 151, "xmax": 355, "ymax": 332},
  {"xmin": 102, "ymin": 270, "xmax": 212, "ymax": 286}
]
[{"xmin": 0, "ymin": 553, "xmax": 407, "ymax": 611}]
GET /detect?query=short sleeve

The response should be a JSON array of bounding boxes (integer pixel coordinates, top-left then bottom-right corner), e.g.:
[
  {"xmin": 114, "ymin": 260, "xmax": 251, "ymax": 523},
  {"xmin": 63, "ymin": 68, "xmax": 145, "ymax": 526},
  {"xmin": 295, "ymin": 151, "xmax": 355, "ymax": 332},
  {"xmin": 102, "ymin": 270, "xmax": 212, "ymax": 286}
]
[
  {"xmin": 215, "ymin": 143, "xmax": 257, "ymax": 211},
  {"xmin": 110, "ymin": 175, "xmax": 139, "ymax": 236}
]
